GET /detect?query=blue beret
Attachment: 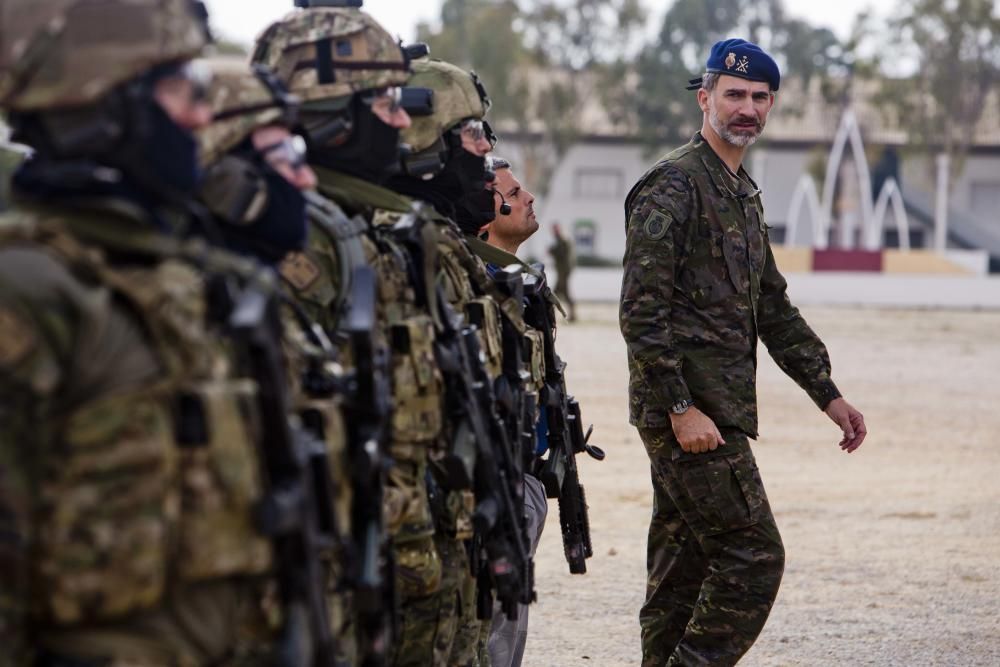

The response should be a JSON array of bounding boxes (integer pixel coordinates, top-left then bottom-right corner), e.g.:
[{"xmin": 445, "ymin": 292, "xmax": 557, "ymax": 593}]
[{"xmin": 685, "ymin": 38, "xmax": 780, "ymax": 92}]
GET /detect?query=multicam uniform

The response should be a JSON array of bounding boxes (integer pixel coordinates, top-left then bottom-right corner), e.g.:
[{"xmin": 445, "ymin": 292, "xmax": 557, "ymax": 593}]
[
  {"xmin": 251, "ymin": 8, "xmax": 459, "ymax": 666},
  {"xmin": 0, "ymin": 202, "xmax": 281, "ymax": 666},
  {"xmin": 620, "ymin": 132, "xmax": 842, "ymax": 667}
]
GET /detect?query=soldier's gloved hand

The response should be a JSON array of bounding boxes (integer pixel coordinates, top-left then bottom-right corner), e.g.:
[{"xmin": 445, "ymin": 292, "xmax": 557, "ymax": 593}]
[
  {"xmin": 669, "ymin": 406, "xmax": 726, "ymax": 454},
  {"xmin": 824, "ymin": 397, "xmax": 867, "ymax": 453}
]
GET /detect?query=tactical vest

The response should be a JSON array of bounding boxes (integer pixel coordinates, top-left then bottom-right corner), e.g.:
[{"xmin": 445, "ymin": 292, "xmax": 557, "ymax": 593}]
[{"xmin": 0, "ymin": 205, "xmax": 277, "ymax": 662}]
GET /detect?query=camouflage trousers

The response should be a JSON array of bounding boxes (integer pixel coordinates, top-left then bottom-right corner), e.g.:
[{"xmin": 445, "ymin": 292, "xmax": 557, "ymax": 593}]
[{"xmin": 637, "ymin": 427, "xmax": 785, "ymax": 667}]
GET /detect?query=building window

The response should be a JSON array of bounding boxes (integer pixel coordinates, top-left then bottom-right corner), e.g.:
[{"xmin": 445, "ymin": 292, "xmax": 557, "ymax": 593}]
[
  {"xmin": 573, "ymin": 219, "xmax": 597, "ymax": 256},
  {"xmin": 573, "ymin": 168, "xmax": 623, "ymax": 198}
]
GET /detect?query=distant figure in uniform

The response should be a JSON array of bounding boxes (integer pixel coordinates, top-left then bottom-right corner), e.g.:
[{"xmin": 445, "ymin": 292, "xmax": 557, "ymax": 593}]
[
  {"xmin": 619, "ymin": 38, "xmax": 868, "ymax": 666},
  {"xmin": 548, "ymin": 223, "xmax": 576, "ymax": 321}
]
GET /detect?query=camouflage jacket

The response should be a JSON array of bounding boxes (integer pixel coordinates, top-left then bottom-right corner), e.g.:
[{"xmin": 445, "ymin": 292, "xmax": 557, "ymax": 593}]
[
  {"xmin": 619, "ymin": 133, "xmax": 841, "ymax": 436},
  {"xmin": 0, "ymin": 196, "xmax": 277, "ymax": 665}
]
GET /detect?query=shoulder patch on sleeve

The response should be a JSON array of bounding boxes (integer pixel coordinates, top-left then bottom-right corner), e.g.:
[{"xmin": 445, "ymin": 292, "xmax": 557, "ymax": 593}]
[
  {"xmin": 643, "ymin": 210, "xmax": 673, "ymax": 241},
  {"xmin": 0, "ymin": 305, "xmax": 36, "ymax": 368}
]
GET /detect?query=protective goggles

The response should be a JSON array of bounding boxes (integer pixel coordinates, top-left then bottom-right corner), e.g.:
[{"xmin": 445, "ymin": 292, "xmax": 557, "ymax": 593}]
[
  {"xmin": 454, "ymin": 118, "xmax": 497, "ymax": 148},
  {"xmin": 258, "ymin": 134, "xmax": 308, "ymax": 171},
  {"xmin": 361, "ymin": 86, "xmax": 404, "ymax": 114}
]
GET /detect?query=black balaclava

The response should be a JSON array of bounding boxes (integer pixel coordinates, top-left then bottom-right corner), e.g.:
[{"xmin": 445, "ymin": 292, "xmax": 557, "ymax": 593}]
[
  {"xmin": 207, "ymin": 144, "xmax": 308, "ymax": 265},
  {"xmin": 388, "ymin": 132, "xmax": 495, "ymax": 231},
  {"xmin": 305, "ymin": 95, "xmax": 401, "ymax": 184},
  {"xmin": 9, "ymin": 70, "xmax": 203, "ymax": 220}
]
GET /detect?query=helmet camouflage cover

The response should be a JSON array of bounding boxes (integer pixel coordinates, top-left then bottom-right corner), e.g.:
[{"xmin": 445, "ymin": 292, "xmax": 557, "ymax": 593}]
[
  {"xmin": 198, "ymin": 58, "xmax": 299, "ymax": 167},
  {"xmin": 252, "ymin": 7, "xmax": 409, "ymax": 106},
  {"xmin": 0, "ymin": 0, "xmax": 210, "ymax": 111},
  {"xmin": 402, "ymin": 57, "xmax": 491, "ymax": 153}
]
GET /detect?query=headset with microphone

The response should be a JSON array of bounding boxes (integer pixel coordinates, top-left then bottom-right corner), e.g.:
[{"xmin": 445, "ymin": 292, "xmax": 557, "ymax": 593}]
[{"xmin": 494, "ymin": 188, "xmax": 512, "ymax": 215}]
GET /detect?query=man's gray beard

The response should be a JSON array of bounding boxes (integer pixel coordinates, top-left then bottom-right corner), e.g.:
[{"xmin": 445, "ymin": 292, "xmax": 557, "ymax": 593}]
[{"xmin": 709, "ymin": 107, "xmax": 761, "ymax": 148}]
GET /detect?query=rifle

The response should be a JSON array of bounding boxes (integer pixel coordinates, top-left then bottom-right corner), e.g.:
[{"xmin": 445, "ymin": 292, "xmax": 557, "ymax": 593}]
[
  {"xmin": 341, "ymin": 263, "xmax": 395, "ymax": 667},
  {"xmin": 388, "ymin": 212, "xmax": 535, "ymax": 621},
  {"xmin": 306, "ymin": 192, "xmax": 395, "ymax": 667},
  {"xmin": 227, "ymin": 272, "xmax": 338, "ymax": 667},
  {"xmin": 522, "ymin": 267, "xmax": 605, "ymax": 575}
]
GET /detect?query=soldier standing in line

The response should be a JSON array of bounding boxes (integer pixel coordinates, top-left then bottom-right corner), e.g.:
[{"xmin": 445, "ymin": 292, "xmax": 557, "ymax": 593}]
[
  {"xmin": 385, "ymin": 56, "xmax": 510, "ymax": 667},
  {"xmin": 460, "ymin": 156, "xmax": 549, "ymax": 667},
  {"xmin": 196, "ymin": 58, "xmax": 372, "ymax": 666},
  {"xmin": 548, "ymin": 224, "xmax": 576, "ymax": 322},
  {"xmin": 0, "ymin": 1, "xmax": 311, "ymax": 664},
  {"xmin": 252, "ymin": 8, "xmax": 458, "ymax": 667},
  {"xmin": 619, "ymin": 38, "xmax": 868, "ymax": 667}
]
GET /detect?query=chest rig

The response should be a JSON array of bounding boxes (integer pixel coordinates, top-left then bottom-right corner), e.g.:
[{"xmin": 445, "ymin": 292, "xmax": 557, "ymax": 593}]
[{"xmin": 0, "ymin": 210, "xmax": 274, "ymax": 627}]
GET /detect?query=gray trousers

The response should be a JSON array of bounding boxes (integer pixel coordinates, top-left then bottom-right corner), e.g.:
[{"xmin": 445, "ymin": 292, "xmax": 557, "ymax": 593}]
[{"xmin": 487, "ymin": 474, "xmax": 548, "ymax": 667}]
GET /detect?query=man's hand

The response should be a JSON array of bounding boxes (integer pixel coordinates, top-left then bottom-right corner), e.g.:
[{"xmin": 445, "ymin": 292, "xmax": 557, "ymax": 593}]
[
  {"xmin": 824, "ymin": 397, "xmax": 867, "ymax": 453},
  {"xmin": 670, "ymin": 406, "xmax": 726, "ymax": 453}
]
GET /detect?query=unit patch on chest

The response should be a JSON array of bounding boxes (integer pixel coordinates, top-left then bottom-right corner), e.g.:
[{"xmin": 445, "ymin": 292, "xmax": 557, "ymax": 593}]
[{"xmin": 279, "ymin": 252, "xmax": 321, "ymax": 291}]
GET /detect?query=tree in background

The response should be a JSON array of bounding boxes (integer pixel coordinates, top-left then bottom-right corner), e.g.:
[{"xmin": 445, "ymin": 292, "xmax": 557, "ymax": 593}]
[
  {"xmin": 417, "ymin": 0, "xmax": 644, "ymax": 194},
  {"xmin": 873, "ymin": 0, "xmax": 1000, "ymax": 179}
]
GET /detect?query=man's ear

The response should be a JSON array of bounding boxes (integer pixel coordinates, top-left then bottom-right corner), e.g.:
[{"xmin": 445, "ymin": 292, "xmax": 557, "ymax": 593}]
[
  {"xmin": 478, "ymin": 222, "xmax": 491, "ymax": 241},
  {"xmin": 697, "ymin": 88, "xmax": 711, "ymax": 113}
]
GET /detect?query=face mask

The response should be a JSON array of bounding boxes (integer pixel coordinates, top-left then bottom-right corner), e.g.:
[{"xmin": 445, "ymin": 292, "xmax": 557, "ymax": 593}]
[
  {"xmin": 306, "ymin": 95, "xmax": 402, "ymax": 184},
  {"xmin": 139, "ymin": 97, "xmax": 203, "ymax": 197},
  {"xmin": 214, "ymin": 162, "xmax": 308, "ymax": 265},
  {"xmin": 453, "ymin": 186, "xmax": 497, "ymax": 235}
]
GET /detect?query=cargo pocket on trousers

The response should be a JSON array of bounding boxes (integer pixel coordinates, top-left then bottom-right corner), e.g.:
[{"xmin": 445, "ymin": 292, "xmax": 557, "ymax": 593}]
[{"xmin": 677, "ymin": 450, "xmax": 762, "ymax": 535}]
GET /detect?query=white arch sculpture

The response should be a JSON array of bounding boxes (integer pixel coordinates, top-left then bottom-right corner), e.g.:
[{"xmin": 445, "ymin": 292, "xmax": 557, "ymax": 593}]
[{"xmin": 784, "ymin": 109, "xmax": 910, "ymax": 250}]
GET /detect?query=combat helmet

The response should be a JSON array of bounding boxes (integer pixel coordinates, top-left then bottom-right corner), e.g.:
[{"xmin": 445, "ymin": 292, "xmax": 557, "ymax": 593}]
[
  {"xmin": 402, "ymin": 58, "xmax": 491, "ymax": 153},
  {"xmin": 0, "ymin": 0, "xmax": 211, "ymax": 111},
  {"xmin": 251, "ymin": 5, "xmax": 408, "ymax": 107},
  {"xmin": 198, "ymin": 58, "xmax": 300, "ymax": 167},
  {"xmin": 198, "ymin": 58, "xmax": 302, "ymax": 226}
]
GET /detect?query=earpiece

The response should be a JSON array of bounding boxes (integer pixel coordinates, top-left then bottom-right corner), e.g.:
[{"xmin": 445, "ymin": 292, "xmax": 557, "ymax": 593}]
[{"xmin": 495, "ymin": 189, "xmax": 511, "ymax": 215}]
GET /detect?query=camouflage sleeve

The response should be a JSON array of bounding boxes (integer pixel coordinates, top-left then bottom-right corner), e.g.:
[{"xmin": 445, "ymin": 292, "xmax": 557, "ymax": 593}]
[
  {"xmin": 619, "ymin": 166, "xmax": 694, "ymax": 409},
  {"xmin": 756, "ymin": 235, "xmax": 842, "ymax": 410},
  {"xmin": 0, "ymin": 296, "xmax": 55, "ymax": 667}
]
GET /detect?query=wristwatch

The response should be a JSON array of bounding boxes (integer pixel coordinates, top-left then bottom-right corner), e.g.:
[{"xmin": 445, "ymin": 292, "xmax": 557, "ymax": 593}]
[{"xmin": 671, "ymin": 399, "xmax": 694, "ymax": 415}]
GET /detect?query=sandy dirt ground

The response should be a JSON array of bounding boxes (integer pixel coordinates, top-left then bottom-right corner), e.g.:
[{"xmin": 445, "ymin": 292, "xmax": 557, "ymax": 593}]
[{"xmin": 522, "ymin": 303, "xmax": 1000, "ymax": 667}]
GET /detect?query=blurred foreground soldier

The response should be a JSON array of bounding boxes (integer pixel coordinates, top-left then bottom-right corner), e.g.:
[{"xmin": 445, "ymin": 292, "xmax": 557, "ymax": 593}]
[
  {"xmin": 0, "ymin": 1, "xmax": 311, "ymax": 664},
  {"xmin": 198, "ymin": 59, "xmax": 372, "ymax": 666},
  {"xmin": 253, "ymin": 7, "xmax": 452, "ymax": 666},
  {"xmin": 547, "ymin": 224, "xmax": 576, "ymax": 322},
  {"xmin": 620, "ymin": 38, "xmax": 868, "ymax": 666}
]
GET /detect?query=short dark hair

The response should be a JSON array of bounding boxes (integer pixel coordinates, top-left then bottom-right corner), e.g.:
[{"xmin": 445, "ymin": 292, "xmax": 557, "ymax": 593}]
[{"xmin": 487, "ymin": 155, "xmax": 510, "ymax": 171}]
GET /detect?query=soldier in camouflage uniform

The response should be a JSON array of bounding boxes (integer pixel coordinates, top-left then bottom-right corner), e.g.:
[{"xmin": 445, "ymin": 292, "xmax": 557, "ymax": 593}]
[
  {"xmin": 0, "ymin": 1, "xmax": 306, "ymax": 665},
  {"xmin": 619, "ymin": 38, "xmax": 868, "ymax": 666},
  {"xmin": 196, "ymin": 58, "xmax": 375, "ymax": 667},
  {"xmin": 387, "ymin": 56, "xmax": 509, "ymax": 667},
  {"xmin": 252, "ymin": 8, "xmax": 458, "ymax": 666}
]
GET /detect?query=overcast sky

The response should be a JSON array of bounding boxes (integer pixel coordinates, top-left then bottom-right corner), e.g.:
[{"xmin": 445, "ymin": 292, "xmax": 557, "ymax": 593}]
[{"xmin": 203, "ymin": 0, "xmax": 886, "ymax": 51}]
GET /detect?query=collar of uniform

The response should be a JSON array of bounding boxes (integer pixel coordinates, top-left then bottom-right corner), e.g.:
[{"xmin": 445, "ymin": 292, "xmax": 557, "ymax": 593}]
[
  {"xmin": 692, "ymin": 131, "xmax": 758, "ymax": 201},
  {"xmin": 311, "ymin": 166, "xmax": 415, "ymax": 215},
  {"xmin": 13, "ymin": 194, "xmax": 191, "ymax": 260}
]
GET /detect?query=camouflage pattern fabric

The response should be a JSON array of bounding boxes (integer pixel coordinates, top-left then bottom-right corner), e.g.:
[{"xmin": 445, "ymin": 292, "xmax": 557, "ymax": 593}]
[
  {"xmin": 197, "ymin": 57, "xmax": 297, "ymax": 168},
  {"xmin": 637, "ymin": 427, "xmax": 784, "ymax": 667},
  {"xmin": 619, "ymin": 132, "xmax": 841, "ymax": 434},
  {"xmin": 0, "ymin": 0, "xmax": 209, "ymax": 111},
  {"xmin": 401, "ymin": 58, "xmax": 491, "ymax": 153},
  {"xmin": 312, "ymin": 167, "xmax": 455, "ymax": 666},
  {"xmin": 0, "ymin": 203, "xmax": 278, "ymax": 665},
  {"xmin": 252, "ymin": 7, "xmax": 408, "ymax": 106}
]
